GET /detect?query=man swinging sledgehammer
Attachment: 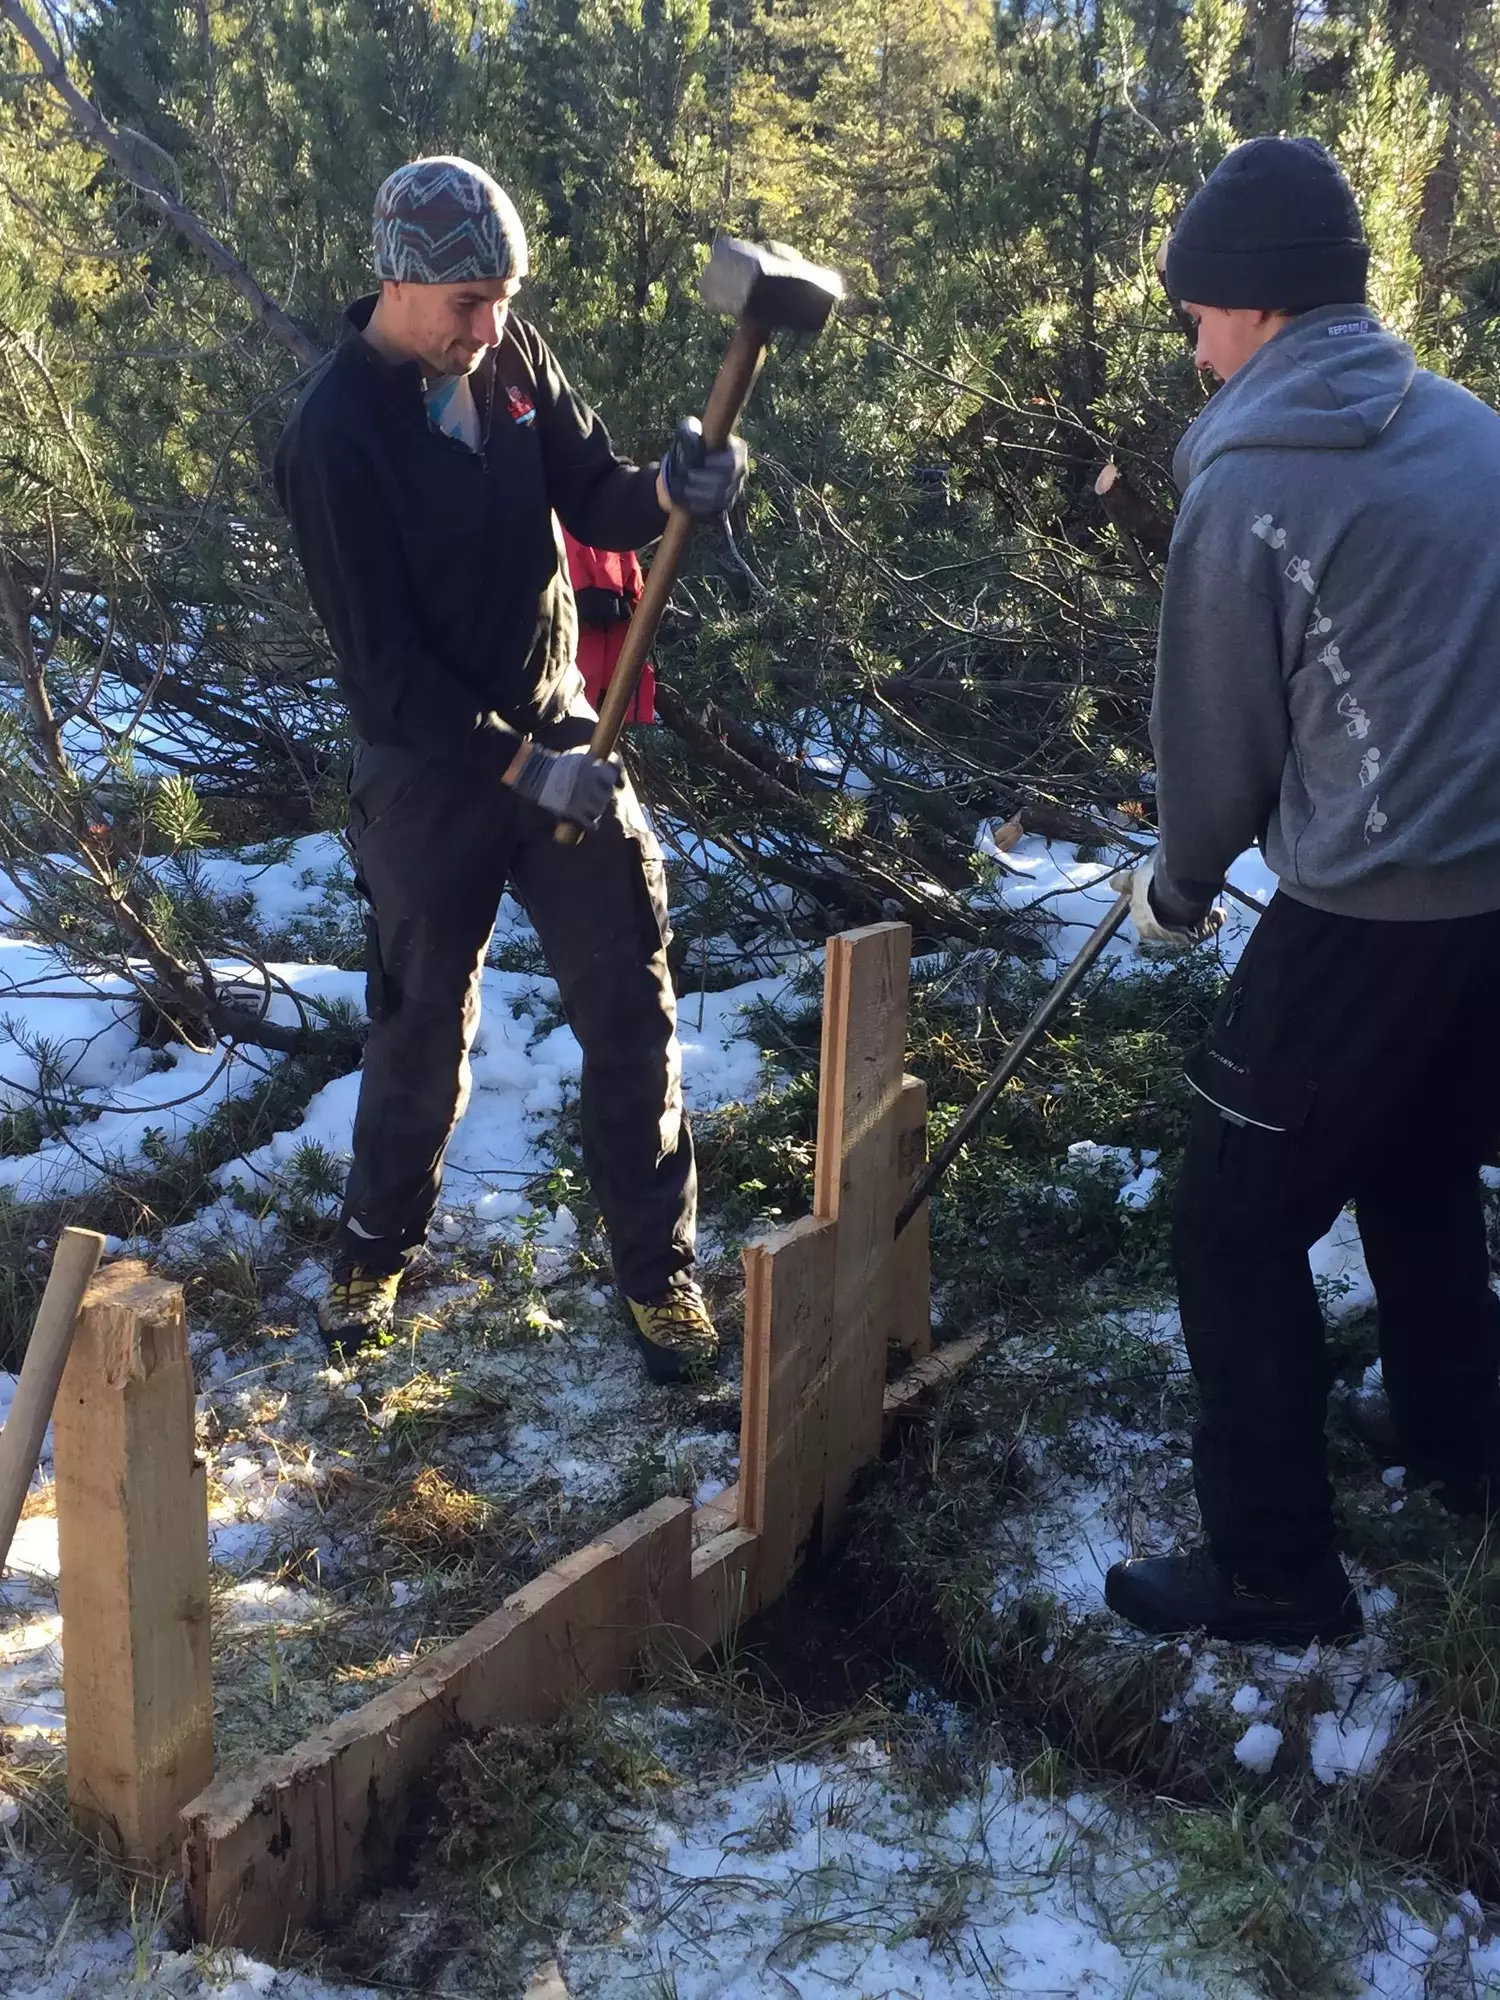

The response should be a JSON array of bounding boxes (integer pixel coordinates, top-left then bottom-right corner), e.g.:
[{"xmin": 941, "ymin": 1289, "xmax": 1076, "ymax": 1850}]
[
  {"xmin": 274, "ymin": 157, "xmax": 835, "ymax": 1380},
  {"xmin": 1104, "ymin": 137, "xmax": 1500, "ymax": 1645}
]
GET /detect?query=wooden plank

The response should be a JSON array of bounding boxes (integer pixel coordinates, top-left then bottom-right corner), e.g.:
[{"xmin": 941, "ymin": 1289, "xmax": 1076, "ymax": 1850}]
[
  {"xmin": 739, "ymin": 1214, "xmax": 836, "ymax": 1603},
  {"xmin": 691, "ymin": 1482, "xmax": 740, "ymax": 1543},
  {"xmin": 183, "ymin": 1496, "xmax": 691, "ymax": 1953},
  {"xmin": 889, "ymin": 1075, "xmax": 932, "ymax": 1361},
  {"xmin": 54, "ymin": 1262, "xmax": 211, "ymax": 1875},
  {"xmin": 686, "ymin": 1527, "xmax": 759, "ymax": 1660},
  {"xmin": 881, "ymin": 1333, "xmax": 989, "ymax": 1441},
  {"xmin": 813, "ymin": 922, "xmax": 911, "ymax": 1548}
]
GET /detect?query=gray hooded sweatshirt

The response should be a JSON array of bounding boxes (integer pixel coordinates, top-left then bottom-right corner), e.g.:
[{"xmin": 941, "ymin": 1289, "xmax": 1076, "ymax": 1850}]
[{"xmin": 1152, "ymin": 304, "xmax": 1500, "ymax": 923}]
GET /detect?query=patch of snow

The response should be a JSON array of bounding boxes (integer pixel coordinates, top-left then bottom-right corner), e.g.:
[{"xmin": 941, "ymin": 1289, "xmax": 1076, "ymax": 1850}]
[
  {"xmin": 1118, "ymin": 1163, "xmax": 1160, "ymax": 1210},
  {"xmin": 991, "ymin": 1476, "xmax": 1130, "ymax": 1616},
  {"xmin": 1233, "ymin": 1722, "xmax": 1283, "ymax": 1773},
  {"xmin": 571, "ymin": 1753, "xmax": 1252, "ymax": 1998},
  {"xmin": 1309, "ymin": 1675, "xmax": 1411, "ymax": 1783},
  {"xmin": 974, "ymin": 835, "xmax": 1273, "ymax": 979},
  {"xmin": 1311, "ymin": 1208, "xmax": 1375, "ymax": 1320}
]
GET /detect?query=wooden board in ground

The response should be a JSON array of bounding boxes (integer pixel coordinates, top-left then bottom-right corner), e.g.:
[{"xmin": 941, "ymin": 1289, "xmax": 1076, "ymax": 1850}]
[
  {"xmin": 739, "ymin": 1213, "xmax": 836, "ymax": 1605},
  {"xmin": 813, "ymin": 922, "xmax": 911, "ymax": 1548},
  {"xmin": 183, "ymin": 1496, "xmax": 691, "ymax": 1953},
  {"xmin": 54, "ymin": 1262, "xmax": 212, "ymax": 1875},
  {"xmin": 889, "ymin": 1074, "xmax": 931, "ymax": 1362},
  {"xmin": 687, "ymin": 1526, "xmax": 758, "ymax": 1659}
]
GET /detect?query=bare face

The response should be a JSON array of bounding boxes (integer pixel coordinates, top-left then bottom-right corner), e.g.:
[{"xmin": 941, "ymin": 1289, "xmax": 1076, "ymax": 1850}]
[
  {"xmin": 380, "ymin": 275, "xmax": 522, "ymax": 377},
  {"xmin": 1179, "ymin": 301, "xmax": 1290, "ymax": 383}
]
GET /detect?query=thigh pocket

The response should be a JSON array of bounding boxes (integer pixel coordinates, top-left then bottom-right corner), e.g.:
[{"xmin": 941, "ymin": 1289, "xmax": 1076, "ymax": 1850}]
[
  {"xmin": 354, "ymin": 874, "xmax": 398, "ymax": 1025},
  {"xmin": 349, "ymin": 747, "xmax": 427, "ymax": 845},
  {"xmin": 617, "ymin": 783, "xmax": 673, "ymax": 952},
  {"xmin": 1186, "ymin": 1032, "xmax": 1317, "ymax": 1133}
]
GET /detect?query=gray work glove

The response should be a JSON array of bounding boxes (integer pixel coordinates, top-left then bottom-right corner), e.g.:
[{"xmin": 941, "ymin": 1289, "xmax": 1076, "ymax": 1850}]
[
  {"xmin": 1110, "ymin": 855, "xmax": 1225, "ymax": 952},
  {"xmin": 662, "ymin": 416, "xmax": 748, "ymax": 518},
  {"xmin": 506, "ymin": 741, "xmax": 622, "ymax": 833}
]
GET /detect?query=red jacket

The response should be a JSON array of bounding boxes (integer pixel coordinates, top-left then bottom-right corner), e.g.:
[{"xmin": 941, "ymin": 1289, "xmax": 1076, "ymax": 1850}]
[{"xmin": 561, "ymin": 528, "xmax": 656, "ymax": 724}]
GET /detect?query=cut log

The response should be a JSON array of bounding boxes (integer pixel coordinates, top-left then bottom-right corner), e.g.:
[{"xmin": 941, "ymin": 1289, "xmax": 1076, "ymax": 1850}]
[
  {"xmin": 182, "ymin": 1496, "xmax": 691, "ymax": 1952},
  {"xmin": 54, "ymin": 1262, "xmax": 211, "ymax": 1875},
  {"xmin": 814, "ymin": 922, "xmax": 911, "ymax": 1547}
]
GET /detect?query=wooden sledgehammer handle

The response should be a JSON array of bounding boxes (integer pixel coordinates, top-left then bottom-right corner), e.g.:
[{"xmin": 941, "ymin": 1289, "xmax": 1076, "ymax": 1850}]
[
  {"xmin": 554, "ymin": 318, "xmax": 769, "ymax": 844},
  {"xmin": 0, "ymin": 1226, "xmax": 105, "ymax": 1573}
]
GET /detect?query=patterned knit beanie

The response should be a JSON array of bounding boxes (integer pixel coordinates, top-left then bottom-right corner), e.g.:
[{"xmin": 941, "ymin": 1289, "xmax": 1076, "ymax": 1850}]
[{"xmin": 373, "ymin": 157, "xmax": 529, "ymax": 285}]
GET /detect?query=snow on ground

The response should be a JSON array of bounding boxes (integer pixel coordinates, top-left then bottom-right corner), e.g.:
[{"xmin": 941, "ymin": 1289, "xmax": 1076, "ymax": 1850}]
[
  {"xmin": 568, "ymin": 1745, "xmax": 1253, "ymax": 1999},
  {"xmin": 976, "ymin": 830, "xmax": 1276, "ymax": 977}
]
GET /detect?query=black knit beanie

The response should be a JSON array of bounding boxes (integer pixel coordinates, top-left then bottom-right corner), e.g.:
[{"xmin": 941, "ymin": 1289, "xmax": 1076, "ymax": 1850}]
[{"xmin": 1164, "ymin": 137, "xmax": 1368, "ymax": 311}]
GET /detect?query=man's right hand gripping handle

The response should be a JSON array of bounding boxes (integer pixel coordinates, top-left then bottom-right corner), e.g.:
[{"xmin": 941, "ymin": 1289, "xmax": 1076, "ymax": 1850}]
[{"xmin": 504, "ymin": 739, "xmax": 623, "ymax": 834}]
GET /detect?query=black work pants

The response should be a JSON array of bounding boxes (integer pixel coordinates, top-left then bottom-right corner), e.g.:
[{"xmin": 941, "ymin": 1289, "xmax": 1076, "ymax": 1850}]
[
  {"xmin": 334, "ymin": 716, "xmax": 695, "ymax": 1300},
  {"xmin": 1174, "ymin": 892, "xmax": 1500, "ymax": 1588}
]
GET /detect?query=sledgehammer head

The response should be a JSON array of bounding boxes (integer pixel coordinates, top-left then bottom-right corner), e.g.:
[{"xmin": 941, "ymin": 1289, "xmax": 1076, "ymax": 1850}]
[{"xmin": 699, "ymin": 235, "xmax": 843, "ymax": 334}]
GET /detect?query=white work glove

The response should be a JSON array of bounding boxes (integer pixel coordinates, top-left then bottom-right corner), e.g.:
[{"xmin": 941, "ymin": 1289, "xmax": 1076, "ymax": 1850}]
[
  {"xmin": 1110, "ymin": 854, "xmax": 1226, "ymax": 951},
  {"xmin": 506, "ymin": 741, "xmax": 622, "ymax": 833}
]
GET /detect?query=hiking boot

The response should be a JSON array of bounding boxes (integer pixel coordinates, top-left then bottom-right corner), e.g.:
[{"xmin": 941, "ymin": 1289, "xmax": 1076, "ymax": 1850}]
[
  {"xmin": 625, "ymin": 1276, "xmax": 720, "ymax": 1384},
  {"xmin": 1105, "ymin": 1546, "xmax": 1363, "ymax": 1645},
  {"xmin": 317, "ymin": 1266, "xmax": 402, "ymax": 1357},
  {"xmin": 1342, "ymin": 1384, "xmax": 1499, "ymax": 1514},
  {"xmin": 1343, "ymin": 1383, "xmax": 1401, "ymax": 1466}
]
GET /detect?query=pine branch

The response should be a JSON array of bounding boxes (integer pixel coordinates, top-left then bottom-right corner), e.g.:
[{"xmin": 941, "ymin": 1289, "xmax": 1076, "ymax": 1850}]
[{"xmin": 0, "ymin": 0, "xmax": 322, "ymax": 369}]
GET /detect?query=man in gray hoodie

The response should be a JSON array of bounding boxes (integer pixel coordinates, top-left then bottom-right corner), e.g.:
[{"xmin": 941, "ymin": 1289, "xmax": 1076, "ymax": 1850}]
[{"xmin": 1104, "ymin": 137, "xmax": 1500, "ymax": 1645}]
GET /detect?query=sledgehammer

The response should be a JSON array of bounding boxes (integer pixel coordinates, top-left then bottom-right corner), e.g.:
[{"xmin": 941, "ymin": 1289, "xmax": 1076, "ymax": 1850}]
[{"xmin": 554, "ymin": 235, "xmax": 843, "ymax": 845}]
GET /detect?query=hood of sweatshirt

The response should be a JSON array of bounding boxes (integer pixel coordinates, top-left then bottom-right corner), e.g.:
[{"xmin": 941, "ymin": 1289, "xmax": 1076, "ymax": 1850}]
[{"xmin": 1173, "ymin": 307, "xmax": 1419, "ymax": 491}]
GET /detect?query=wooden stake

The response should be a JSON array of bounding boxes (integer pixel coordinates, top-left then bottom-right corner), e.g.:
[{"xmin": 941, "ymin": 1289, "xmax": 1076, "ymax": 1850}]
[
  {"xmin": 0, "ymin": 1227, "xmax": 104, "ymax": 1573},
  {"xmin": 183, "ymin": 1495, "xmax": 691, "ymax": 1951},
  {"xmin": 889, "ymin": 1075, "xmax": 931, "ymax": 1361},
  {"xmin": 54, "ymin": 1262, "xmax": 211, "ymax": 1874},
  {"xmin": 739, "ymin": 1214, "xmax": 836, "ymax": 1603},
  {"xmin": 813, "ymin": 922, "xmax": 911, "ymax": 1547}
]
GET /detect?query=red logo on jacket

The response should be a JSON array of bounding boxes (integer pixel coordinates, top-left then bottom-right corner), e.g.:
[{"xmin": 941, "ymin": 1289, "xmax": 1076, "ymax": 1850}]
[{"xmin": 504, "ymin": 385, "xmax": 536, "ymax": 426}]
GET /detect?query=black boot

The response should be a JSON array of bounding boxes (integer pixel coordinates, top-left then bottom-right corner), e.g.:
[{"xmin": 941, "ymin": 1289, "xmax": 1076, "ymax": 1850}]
[
  {"xmin": 1342, "ymin": 1383, "xmax": 1401, "ymax": 1466},
  {"xmin": 1105, "ymin": 1547, "xmax": 1362, "ymax": 1645},
  {"xmin": 1343, "ymin": 1384, "xmax": 1500, "ymax": 1515}
]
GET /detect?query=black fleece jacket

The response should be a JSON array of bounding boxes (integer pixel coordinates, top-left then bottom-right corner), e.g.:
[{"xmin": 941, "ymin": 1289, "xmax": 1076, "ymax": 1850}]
[{"xmin": 273, "ymin": 297, "xmax": 666, "ymax": 767}]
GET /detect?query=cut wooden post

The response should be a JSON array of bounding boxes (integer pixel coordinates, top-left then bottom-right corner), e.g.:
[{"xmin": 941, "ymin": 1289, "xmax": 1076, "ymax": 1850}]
[
  {"xmin": 53, "ymin": 1262, "xmax": 212, "ymax": 1875},
  {"xmin": 889, "ymin": 1074, "xmax": 932, "ymax": 1361},
  {"xmin": 182, "ymin": 1495, "xmax": 691, "ymax": 1952},
  {"xmin": 739, "ymin": 1214, "xmax": 836, "ymax": 1602},
  {"xmin": 814, "ymin": 921, "xmax": 911, "ymax": 1548}
]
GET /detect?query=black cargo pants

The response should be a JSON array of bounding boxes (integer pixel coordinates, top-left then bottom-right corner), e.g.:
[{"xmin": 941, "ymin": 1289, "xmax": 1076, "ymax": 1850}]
[
  {"xmin": 334, "ymin": 714, "xmax": 695, "ymax": 1302},
  {"xmin": 1174, "ymin": 892, "xmax": 1500, "ymax": 1589}
]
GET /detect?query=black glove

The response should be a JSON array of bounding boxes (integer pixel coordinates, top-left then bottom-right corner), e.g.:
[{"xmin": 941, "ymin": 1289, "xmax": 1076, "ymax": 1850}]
[
  {"xmin": 662, "ymin": 416, "xmax": 748, "ymax": 518},
  {"xmin": 506, "ymin": 741, "xmax": 622, "ymax": 832}
]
